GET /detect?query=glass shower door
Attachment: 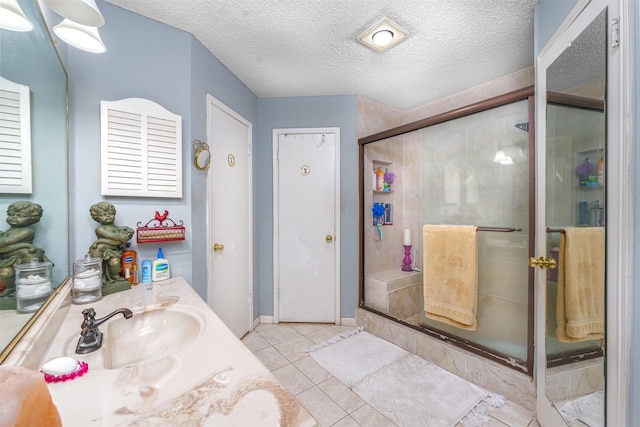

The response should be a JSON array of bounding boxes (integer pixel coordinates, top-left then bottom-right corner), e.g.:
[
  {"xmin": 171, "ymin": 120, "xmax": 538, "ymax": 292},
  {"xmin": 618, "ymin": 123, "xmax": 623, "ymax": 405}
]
[{"xmin": 417, "ymin": 100, "xmax": 532, "ymax": 364}]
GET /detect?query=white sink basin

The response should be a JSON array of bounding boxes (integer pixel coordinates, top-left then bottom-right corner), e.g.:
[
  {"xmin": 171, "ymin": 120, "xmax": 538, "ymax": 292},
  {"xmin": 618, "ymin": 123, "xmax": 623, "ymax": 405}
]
[{"xmin": 103, "ymin": 306, "xmax": 203, "ymax": 369}]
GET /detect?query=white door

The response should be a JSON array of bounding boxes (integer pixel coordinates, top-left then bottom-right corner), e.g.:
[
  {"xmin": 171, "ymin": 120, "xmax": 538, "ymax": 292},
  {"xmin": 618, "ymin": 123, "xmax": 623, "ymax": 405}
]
[
  {"xmin": 273, "ymin": 129, "xmax": 340, "ymax": 323},
  {"xmin": 207, "ymin": 94, "xmax": 252, "ymax": 338}
]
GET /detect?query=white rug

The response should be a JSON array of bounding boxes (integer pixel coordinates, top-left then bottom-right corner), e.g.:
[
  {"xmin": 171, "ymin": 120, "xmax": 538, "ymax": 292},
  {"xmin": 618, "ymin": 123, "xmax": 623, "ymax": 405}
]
[
  {"xmin": 309, "ymin": 330, "xmax": 494, "ymax": 427},
  {"xmin": 557, "ymin": 390, "xmax": 604, "ymax": 427}
]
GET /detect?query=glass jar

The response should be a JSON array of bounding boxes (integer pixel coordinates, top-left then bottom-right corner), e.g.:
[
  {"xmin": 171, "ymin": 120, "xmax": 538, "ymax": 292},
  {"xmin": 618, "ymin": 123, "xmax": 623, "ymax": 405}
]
[
  {"xmin": 15, "ymin": 258, "xmax": 53, "ymax": 313},
  {"xmin": 73, "ymin": 254, "xmax": 102, "ymax": 304}
]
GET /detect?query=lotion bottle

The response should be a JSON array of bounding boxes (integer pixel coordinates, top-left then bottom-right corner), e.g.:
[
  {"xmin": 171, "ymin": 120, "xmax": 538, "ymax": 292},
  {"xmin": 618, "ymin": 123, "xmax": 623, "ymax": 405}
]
[{"xmin": 152, "ymin": 247, "xmax": 170, "ymax": 282}]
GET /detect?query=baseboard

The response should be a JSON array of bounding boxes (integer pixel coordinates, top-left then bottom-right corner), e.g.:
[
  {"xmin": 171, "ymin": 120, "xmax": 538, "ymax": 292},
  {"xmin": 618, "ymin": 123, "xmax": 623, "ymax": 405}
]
[
  {"xmin": 259, "ymin": 315, "xmax": 274, "ymax": 325},
  {"xmin": 340, "ymin": 317, "xmax": 356, "ymax": 326},
  {"xmin": 253, "ymin": 315, "xmax": 353, "ymax": 326}
]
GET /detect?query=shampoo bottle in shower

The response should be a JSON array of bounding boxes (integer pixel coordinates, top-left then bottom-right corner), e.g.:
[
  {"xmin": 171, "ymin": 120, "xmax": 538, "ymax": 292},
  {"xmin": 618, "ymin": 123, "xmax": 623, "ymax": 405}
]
[
  {"xmin": 152, "ymin": 247, "xmax": 170, "ymax": 282},
  {"xmin": 375, "ymin": 167, "xmax": 384, "ymax": 191}
]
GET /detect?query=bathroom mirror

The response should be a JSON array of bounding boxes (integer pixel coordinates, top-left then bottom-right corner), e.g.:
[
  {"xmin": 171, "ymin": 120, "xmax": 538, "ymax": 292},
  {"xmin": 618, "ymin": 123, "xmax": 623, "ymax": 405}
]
[
  {"xmin": 536, "ymin": 3, "xmax": 608, "ymax": 426},
  {"xmin": 192, "ymin": 139, "xmax": 211, "ymax": 171},
  {"xmin": 0, "ymin": 0, "xmax": 69, "ymax": 362}
]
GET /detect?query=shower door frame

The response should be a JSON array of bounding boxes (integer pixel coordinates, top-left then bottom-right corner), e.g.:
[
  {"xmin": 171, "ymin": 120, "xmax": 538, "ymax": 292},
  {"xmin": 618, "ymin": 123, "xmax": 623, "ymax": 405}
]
[{"xmin": 358, "ymin": 86, "xmax": 536, "ymax": 375}]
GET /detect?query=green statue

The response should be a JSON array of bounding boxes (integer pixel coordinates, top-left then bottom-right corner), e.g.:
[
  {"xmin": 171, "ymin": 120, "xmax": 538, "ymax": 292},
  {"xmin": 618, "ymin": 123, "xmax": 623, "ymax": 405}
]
[
  {"xmin": 0, "ymin": 201, "xmax": 50, "ymax": 300},
  {"xmin": 88, "ymin": 202, "xmax": 134, "ymax": 295}
]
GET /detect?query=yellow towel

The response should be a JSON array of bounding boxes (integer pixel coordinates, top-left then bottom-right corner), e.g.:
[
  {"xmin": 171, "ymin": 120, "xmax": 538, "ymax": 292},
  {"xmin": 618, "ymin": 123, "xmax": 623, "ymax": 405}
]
[
  {"xmin": 423, "ymin": 225, "xmax": 478, "ymax": 330},
  {"xmin": 556, "ymin": 227, "xmax": 604, "ymax": 343}
]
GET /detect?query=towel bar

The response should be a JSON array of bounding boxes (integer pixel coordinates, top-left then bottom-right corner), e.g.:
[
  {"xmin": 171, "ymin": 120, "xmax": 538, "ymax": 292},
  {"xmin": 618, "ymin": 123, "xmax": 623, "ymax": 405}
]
[
  {"xmin": 476, "ymin": 226, "xmax": 522, "ymax": 232},
  {"xmin": 546, "ymin": 228, "xmax": 566, "ymax": 234}
]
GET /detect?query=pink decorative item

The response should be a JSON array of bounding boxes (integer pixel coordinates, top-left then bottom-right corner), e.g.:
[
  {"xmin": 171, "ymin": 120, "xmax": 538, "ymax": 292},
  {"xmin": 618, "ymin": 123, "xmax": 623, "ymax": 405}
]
[
  {"xmin": 402, "ymin": 245, "xmax": 413, "ymax": 271},
  {"xmin": 42, "ymin": 361, "xmax": 89, "ymax": 383}
]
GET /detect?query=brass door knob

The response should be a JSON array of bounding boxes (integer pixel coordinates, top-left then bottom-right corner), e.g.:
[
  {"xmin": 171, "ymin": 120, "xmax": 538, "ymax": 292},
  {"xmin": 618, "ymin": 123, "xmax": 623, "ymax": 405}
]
[
  {"xmin": 528, "ymin": 256, "xmax": 556, "ymax": 269},
  {"xmin": 326, "ymin": 235, "xmax": 333, "ymax": 243},
  {"xmin": 213, "ymin": 243, "xmax": 224, "ymax": 252}
]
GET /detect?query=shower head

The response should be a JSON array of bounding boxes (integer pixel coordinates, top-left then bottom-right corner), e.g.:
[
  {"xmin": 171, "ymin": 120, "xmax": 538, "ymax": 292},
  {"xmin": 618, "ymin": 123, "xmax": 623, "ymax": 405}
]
[{"xmin": 515, "ymin": 122, "xmax": 529, "ymax": 132}]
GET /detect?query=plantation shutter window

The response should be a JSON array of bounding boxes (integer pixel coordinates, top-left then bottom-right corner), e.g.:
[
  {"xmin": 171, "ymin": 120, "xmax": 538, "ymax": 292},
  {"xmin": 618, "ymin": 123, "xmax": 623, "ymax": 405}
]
[
  {"xmin": 0, "ymin": 76, "xmax": 32, "ymax": 194},
  {"xmin": 100, "ymin": 98, "xmax": 182, "ymax": 198}
]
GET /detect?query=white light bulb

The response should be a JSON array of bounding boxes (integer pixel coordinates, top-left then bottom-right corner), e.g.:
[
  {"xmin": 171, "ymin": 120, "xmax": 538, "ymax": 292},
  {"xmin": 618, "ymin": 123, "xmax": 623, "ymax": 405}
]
[{"xmin": 372, "ymin": 30, "xmax": 394, "ymax": 47}]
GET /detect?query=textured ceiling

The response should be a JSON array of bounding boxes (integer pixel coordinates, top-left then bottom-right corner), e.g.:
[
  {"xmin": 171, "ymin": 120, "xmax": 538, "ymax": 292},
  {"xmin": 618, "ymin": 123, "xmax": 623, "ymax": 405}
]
[{"xmin": 103, "ymin": 0, "xmax": 538, "ymax": 110}]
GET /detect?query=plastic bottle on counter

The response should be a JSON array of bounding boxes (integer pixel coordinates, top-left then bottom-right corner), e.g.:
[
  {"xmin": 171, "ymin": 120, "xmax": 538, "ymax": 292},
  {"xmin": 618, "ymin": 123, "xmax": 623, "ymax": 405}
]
[
  {"xmin": 140, "ymin": 259, "xmax": 153, "ymax": 304},
  {"xmin": 141, "ymin": 259, "xmax": 152, "ymax": 283},
  {"xmin": 121, "ymin": 242, "xmax": 137, "ymax": 284},
  {"xmin": 152, "ymin": 247, "xmax": 171, "ymax": 282}
]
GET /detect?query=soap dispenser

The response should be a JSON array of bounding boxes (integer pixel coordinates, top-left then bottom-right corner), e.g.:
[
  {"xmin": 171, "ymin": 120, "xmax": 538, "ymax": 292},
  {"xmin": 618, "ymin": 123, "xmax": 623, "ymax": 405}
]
[{"xmin": 152, "ymin": 247, "xmax": 170, "ymax": 282}]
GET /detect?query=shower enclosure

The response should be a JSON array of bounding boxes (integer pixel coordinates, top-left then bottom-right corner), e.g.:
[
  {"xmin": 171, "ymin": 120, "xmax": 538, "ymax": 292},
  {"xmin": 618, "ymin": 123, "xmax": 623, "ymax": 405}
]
[{"xmin": 359, "ymin": 88, "xmax": 536, "ymax": 373}]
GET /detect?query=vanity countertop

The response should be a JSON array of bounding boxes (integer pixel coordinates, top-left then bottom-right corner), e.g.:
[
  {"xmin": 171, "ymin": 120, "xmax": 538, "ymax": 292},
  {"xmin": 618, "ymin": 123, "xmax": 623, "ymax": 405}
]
[{"xmin": 39, "ymin": 277, "xmax": 316, "ymax": 426}]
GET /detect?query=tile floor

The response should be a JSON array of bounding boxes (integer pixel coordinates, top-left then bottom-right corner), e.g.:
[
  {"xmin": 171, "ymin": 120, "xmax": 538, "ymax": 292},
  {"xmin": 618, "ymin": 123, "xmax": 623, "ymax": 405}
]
[{"xmin": 241, "ymin": 322, "xmax": 541, "ymax": 427}]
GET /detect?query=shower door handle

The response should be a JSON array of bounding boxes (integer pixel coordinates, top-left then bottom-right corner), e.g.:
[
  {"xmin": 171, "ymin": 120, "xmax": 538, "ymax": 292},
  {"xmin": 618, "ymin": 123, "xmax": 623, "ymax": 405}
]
[{"xmin": 528, "ymin": 256, "xmax": 556, "ymax": 269}]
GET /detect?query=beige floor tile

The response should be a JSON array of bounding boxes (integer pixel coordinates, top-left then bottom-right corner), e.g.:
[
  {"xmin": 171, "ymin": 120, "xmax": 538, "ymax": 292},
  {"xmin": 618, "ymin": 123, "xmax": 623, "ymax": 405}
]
[
  {"xmin": 296, "ymin": 386, "xmax": 348, "ymax": 427},
  {"xmin": 294, "ymin": 356, "xmax": 333, "ymax": 384},
  {"xmin": 250, "ymin": 322, "xmax": 539, "ymax": 427},
  {"xmin": 240, "ymin": 331, "xmax": 270, "ymax": 352},
  {"xmin": 331, "ymin": 325, "xmax": 360, "ymax": 334},
  {"xmin": 318, "ymin": 377, "xmax": 366, "ymax": 414},
  {"xmin": 478, "ymin": 400, "xmax": 534, "ymax": 427},
  {"xmin": 271, "ymin": 363, "xmax": 314, "ymax": 395},
  {"xmin": 331, "ymin": 415, "xmax": 362, "ymax": 427},
  {"xmin": 274, "ymin": 334, "xmax": 316, "ymax": 363},
  {"xmin": 350, "ymin": 404, "xmax": 397, "ymax": 427},
  {"xmin": 306, "ymin": 326, "xmax": 343, "ymax": 344},
  {"xmin": 256, "ymin": 323, "xmax": 304, "ymax": 345},
  {"xmin": 253, "ymin": 346, "xmax": 289, "ymax": 371},
  {"xmin": 289, "ymin": 322, "xmax": 332, "ymax": 335}
]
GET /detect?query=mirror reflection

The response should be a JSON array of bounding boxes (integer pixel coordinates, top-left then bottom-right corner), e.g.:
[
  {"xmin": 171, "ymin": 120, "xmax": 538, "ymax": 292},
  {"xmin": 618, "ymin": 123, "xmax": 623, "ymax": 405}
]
[
  {"xmin": 0, "ymin": 0, "xmax": 68, "ymax": 358},
  {"xmin": 545, "ymin": 9, "xmax": 606, "ymax": 426}
]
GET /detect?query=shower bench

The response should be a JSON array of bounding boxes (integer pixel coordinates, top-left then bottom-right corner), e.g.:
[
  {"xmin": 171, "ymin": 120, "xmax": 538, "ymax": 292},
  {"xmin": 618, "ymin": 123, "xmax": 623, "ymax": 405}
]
[{"xmin": 364, "ymin": 269, "xmax": 423, "ymax": 322}]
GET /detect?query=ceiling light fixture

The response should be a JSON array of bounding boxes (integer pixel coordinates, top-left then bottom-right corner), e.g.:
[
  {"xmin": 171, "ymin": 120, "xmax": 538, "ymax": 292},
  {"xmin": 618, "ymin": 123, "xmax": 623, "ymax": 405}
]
[
  {"xmin": 372, "ymin": 30, "xmax": 394, "ymax": 47},
  {"xmin": 43, "ymin": 0, "xmax": 104, "ymax": 27},
  {"xmin": 0, "ymin": 0, "xmax": 34, "ymax": 32},
  {"xmin": 53, "ymin": 19, "xmax": 106, "ymax": 53},
  {"xmin": 358, "ymin": 17, "xmax": 408, "ymax": 52}
]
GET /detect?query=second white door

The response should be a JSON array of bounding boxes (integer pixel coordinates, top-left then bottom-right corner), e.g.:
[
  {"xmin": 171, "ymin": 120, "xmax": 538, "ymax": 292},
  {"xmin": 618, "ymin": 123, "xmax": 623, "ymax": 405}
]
[
  {"xmin": 207, "ymin": 95, "xmax": 252, "ymax": 338},
  {"xmin": 273, "ymin": 129, "xmax": 340, "ymax": 323}
]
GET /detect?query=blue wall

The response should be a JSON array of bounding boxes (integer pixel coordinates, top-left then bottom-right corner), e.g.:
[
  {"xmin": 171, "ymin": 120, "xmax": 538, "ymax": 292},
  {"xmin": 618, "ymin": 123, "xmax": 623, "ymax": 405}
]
[
  {"xmin": 188, "ymin": 37, "xmax": 258, "ymax": 299},
  {"xmin": 256, "ymin": 96, "xmax": 359, "ymax": 318},
  {"xmin": 62, "ymin": 2, "xmax": 359, "ymax": 319},
  {"xmin": 66, "ymin": 1, "xmax": 194, "ymax": 288}
]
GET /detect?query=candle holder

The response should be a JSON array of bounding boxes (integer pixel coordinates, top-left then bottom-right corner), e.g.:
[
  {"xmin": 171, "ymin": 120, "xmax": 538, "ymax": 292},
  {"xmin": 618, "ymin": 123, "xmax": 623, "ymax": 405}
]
[{"xmin": 402, "ymin": 245, "xmax": 413, "ymax": 271}]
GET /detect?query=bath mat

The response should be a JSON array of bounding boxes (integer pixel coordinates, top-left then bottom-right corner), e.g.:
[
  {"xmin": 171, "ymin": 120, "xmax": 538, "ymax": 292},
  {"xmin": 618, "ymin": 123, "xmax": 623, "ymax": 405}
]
[
  {"xmin": 307, "ymin": 330, "xmax": 407, "ymax": 386},
  {"xmin": 557, "ymin": 390, "xmax": 604, "ymax": 427},
  {"xmin": 309, "ymin": 329, "xmax": 491, "ymax": 427}
]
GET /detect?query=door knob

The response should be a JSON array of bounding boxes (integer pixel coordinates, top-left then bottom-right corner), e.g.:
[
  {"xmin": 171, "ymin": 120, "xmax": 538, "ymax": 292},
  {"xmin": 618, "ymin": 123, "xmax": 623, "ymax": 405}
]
[
  {"xmin": 528, "ymin": 256, "xmax": 556, "ymax": 269},
  {"xmin": 326, "ymin": 235, "xmax": 333, "ymax": 243},
  {"xmin": 213, "ymin": 243, "xmax": 224, "ymax": 252}
]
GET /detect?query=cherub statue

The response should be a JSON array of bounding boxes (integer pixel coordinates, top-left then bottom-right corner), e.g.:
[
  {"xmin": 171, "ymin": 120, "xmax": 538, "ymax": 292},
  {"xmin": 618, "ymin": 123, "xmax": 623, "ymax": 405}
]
[
  {"xmin": 0, "ymin": 201, "xmax": 50, "ymax": 298},
  {"xmin": 88, "ymin": 202, "xmax": 134, "ymax": 293}
]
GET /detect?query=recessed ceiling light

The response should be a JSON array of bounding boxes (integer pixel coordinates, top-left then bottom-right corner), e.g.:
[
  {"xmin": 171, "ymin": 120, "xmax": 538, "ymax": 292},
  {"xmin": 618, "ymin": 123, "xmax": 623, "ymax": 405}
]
[{"xmin": 358, "ymin": 17, "xmax": 408, "ymax": 52}]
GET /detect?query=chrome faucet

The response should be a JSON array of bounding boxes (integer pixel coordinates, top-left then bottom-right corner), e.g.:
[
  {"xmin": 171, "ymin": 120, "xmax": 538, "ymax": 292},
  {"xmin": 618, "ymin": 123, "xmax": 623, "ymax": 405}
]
[{"xmin": 76, "ymin": 307, "xmax": 133, "ymax": 354}]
